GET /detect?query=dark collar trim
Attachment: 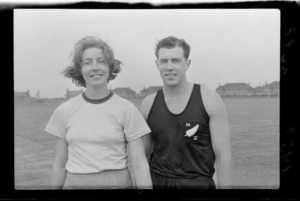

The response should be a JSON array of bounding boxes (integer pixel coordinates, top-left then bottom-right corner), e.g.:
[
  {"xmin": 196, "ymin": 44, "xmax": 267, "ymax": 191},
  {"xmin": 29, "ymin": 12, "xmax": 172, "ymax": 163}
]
[{"xmin": 82, "ymin": 91, "xmax": 113, "ymax": 104}]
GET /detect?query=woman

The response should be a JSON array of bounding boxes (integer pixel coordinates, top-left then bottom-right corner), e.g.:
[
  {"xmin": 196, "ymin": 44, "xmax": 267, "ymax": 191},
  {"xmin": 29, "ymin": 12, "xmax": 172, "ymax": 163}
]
[{"xmin": 45, "ymin": 36, "xmax": 152, "ymax": 189}]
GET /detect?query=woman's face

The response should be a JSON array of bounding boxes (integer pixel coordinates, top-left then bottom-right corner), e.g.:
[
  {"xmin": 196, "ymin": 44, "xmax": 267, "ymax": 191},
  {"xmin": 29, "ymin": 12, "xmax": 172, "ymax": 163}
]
[{"xmin": 81, "ymin": 47, "xmax": 110, "ymax": 89}]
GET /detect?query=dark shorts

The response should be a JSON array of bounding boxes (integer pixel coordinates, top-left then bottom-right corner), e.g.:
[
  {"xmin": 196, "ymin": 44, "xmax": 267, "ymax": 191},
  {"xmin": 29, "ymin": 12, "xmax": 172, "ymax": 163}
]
[{"xmin": 151, "ymin": 171, "xmax": 216, "ymax": 189}]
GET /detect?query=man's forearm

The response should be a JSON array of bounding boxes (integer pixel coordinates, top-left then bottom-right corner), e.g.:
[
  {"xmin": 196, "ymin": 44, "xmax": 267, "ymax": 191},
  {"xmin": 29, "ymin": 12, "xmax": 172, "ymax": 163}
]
[{"xmin": 216, "ymin": 155, "xmax": 233, "ymax": 189}]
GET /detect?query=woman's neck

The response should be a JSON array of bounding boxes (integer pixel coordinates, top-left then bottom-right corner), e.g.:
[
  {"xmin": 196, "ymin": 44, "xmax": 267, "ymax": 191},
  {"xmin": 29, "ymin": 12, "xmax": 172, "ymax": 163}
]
[{"xmin": 84, "ymin": 85, "xmax": 110, "ymax": 100}]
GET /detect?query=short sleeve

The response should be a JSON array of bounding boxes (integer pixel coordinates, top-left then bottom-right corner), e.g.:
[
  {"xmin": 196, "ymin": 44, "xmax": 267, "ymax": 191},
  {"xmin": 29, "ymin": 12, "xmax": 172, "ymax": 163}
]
[
  {"xmin": 44, "ymin": 104, "xmax": 68, "ymax": 139},
  {"xmin": 123, "ymin": 102, "xmax": 151, "ymax": 142}
]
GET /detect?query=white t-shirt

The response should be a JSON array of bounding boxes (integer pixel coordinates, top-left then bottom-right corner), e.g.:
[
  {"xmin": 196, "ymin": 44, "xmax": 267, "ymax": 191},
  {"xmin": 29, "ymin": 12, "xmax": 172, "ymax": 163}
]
[{"xmin": 45, "ymin": 93, "xmax": 151, "ymax": 174}]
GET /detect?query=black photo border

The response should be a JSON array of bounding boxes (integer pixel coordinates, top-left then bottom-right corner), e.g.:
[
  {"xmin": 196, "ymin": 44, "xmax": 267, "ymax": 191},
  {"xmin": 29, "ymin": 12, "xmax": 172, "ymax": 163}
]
[{"xmin": 2, "ymin": 1, "xmax": 299, "ymax": 200}]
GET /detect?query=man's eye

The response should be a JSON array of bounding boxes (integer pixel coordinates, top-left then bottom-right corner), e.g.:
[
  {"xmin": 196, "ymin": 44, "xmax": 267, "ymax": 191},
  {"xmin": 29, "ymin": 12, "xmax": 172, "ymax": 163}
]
[{"xmin": 84, "ymin": 61, "xmax": 91, "ymax": 65}]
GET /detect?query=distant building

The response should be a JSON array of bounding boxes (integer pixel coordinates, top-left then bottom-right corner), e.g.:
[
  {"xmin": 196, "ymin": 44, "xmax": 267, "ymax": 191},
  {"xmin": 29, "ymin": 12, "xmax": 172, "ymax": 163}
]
[
  {"xmin": 34, "ymin": 90, "xmax": 40, "ymax": 99},
  {"xmin": 65, "ymin": 89, "xmax": 83, "ymax": 99},
  {"xmin": 216, "ymin": 83, "xmax": 253, "ymax": 97},
  {"xmin": 112, "ymin": 87, "xmax": 137, "ymax": 99},
  {"xmin": 14, "ymin": 90, "xmax": 30, "ymax": 100},
  {"xmin": 139, "ymin": 86, "xmax": 162, "ymax": 98},
  {"xmin": 253, "ymin": 81, "xmax": 279, "ymax": 97}
]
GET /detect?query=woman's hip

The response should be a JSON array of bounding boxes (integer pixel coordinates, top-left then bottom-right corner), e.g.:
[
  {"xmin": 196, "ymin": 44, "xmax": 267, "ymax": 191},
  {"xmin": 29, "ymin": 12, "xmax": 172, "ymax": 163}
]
[{"xmin": 63, "ymin": 168, "xmax": 133, "ymax": 189}]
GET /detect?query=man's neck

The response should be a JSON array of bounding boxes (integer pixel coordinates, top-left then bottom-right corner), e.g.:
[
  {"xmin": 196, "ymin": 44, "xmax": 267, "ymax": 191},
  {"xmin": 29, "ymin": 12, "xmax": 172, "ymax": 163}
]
[{"xmin": 163, "ymin": 80, "xmax": 193, "ymax": 98}]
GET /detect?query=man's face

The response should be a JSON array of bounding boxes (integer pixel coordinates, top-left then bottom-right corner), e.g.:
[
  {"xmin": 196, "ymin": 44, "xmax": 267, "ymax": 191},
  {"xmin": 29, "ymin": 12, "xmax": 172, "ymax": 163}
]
[{"xmin": 156, "ymin": 46, "xmax": 190, "ymax": 87}]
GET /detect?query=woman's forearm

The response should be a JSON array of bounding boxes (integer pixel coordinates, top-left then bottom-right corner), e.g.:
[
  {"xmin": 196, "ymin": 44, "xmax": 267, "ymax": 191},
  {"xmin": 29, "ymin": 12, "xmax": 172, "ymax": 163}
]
[
  {"xmin": 51, "ymin": 166, "xmax": 67, "ymax": 189},
  {"xmin": 51, "ymin": 137, "xmax": 68, "ymax": 189},
  {"xmin": 132, "ymin": 161, "xmax": 152, "ymax": 189}
]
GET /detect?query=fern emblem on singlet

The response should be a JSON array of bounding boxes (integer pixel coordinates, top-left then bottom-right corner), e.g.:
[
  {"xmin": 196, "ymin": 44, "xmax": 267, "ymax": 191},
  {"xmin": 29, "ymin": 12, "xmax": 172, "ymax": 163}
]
[{"xmin": 184, "ymin": 123, "xmax": 199, "ymax": 140}]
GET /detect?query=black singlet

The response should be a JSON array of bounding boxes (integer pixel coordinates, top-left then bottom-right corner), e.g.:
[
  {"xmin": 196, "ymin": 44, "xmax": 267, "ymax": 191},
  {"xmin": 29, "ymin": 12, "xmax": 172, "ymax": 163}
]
[{"xmin": 147, "ymin": 84, "xmax": 215, "ymax": 180}]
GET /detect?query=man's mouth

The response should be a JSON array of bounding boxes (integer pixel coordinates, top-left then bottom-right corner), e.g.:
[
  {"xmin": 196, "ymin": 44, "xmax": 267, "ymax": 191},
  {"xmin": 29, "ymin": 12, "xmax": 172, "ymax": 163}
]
[{"xmin": 165, "ymin": 74, "xmax": 177, "ymax": 78}]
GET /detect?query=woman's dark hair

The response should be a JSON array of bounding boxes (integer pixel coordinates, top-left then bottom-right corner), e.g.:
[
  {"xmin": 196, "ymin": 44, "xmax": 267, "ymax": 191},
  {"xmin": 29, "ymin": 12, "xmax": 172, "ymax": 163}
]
[{"xmin": 62, "ymin": 36, "xmax": 122, "ymax": 87}]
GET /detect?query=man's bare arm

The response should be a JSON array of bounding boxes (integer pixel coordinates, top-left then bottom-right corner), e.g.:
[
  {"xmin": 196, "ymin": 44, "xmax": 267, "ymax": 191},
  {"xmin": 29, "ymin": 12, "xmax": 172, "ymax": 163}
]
[
  {"xmin": 202, "ymin": 88, "xmax": 233, "ymax": 189},
  {"xmin": 140, "ymin": 93, "xmax": 156, "ymax": 159}
]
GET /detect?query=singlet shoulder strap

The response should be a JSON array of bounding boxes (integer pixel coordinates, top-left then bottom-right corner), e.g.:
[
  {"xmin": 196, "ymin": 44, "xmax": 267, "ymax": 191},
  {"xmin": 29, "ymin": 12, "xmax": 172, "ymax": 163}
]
[
  {"xmin": 147, "ymin": 89, "xmax": 163, "ymax": 121},
  {"xmin": 188, "ymin": 83, "xmax": 200, "ymax": 103},
  {"xmin": 195, "ymin": 83, "xmax": 200, "ymax": 92},
  {"xmin": 192, "ymin": 83, "xmax": 201, "ymax": 98},
  {"xmin": 194, "ymin": 84, "xmax": 209, "ymax": 120}
]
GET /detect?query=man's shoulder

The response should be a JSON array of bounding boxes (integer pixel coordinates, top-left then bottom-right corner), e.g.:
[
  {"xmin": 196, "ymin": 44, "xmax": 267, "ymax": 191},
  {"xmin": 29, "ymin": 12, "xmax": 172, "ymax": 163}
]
[
  {"xmin": 142, "ymin": 93, "xmax": 157, "ymax": 105},
  {"xmin": 200, "ymin": 85, "xmax": 224, "ymax": 115},
  {"xmin": 140, "ymin": 92, "xmax": 158, "ymax": 119},
  {"xmin": 200, "ymin": 85, "xmax": 220, "ymax": 100}
]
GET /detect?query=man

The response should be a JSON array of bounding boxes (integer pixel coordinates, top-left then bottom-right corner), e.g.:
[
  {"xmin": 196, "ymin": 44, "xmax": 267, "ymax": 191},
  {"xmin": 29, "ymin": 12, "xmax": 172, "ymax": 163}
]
[{"xmin": 141, "ymin": 36, "xmax": 232, "ymax": 189}]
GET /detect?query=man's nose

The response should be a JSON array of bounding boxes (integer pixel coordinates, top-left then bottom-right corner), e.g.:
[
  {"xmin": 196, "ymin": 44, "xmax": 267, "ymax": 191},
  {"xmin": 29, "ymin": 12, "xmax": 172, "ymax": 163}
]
[{"xmin": 165, "ymin": 61, "xmax": 173, "ymax": 70}]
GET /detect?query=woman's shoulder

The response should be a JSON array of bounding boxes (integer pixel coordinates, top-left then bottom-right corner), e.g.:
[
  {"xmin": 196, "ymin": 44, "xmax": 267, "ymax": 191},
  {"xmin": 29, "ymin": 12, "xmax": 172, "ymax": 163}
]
[
  {"xmin": 110, "ymin": 94, "xmax": 138, "ymax": 110},
  {"xmin": 56, "ymin": 94, "xmax": 83, "ymax": 112},
  {"xmin": 111, "ymin": 93, "xmax": 131, "ymax": 104}
]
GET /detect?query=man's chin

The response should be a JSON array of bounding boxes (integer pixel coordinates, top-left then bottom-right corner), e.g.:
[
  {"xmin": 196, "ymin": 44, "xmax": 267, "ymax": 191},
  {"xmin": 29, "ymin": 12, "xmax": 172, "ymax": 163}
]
[{"xmin": 163, "ymin": 80, "xmax": 179, "ymax": 87}]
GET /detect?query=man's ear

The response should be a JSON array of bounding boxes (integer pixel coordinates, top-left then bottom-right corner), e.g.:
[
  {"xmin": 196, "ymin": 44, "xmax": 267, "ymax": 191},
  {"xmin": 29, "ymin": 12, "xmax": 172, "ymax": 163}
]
[
  {"xmin": 155, "ymin": 60, "xmax": 159, "ymax": 69},
  {"xmin": 186, "ymin": 59, "xmax": 191, "ymax": 70}
]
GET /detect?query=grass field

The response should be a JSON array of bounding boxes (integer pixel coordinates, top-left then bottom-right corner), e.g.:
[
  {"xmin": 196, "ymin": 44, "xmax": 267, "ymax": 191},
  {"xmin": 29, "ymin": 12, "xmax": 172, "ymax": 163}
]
[{"xmin": 14, "ymin": 97, "xmax": 279, "ymax": 189}]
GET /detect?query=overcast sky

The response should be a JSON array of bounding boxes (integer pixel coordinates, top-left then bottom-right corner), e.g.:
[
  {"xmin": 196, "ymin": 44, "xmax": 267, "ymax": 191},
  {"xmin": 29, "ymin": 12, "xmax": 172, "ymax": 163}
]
[{"xmin": 14, "ymin": 9, "xmax": 280, "ymax": 98}]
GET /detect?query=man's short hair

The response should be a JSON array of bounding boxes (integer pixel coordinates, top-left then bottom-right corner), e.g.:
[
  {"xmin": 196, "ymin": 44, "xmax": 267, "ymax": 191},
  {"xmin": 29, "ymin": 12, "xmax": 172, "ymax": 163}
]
[{"xmin": 155, "ymin": 36, "xmax": 190, "ymax": 60}]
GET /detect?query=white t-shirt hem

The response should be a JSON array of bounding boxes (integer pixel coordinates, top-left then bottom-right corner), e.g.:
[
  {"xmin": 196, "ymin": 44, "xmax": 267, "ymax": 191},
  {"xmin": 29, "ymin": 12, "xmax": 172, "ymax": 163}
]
[
  {"xmin": 44, "ymin": 127, "xmax": 65, "ymax": 139},
  {"xmin": 66, "ymin": 165, "xmax": 128, "ymax": 174},
  {"xmin": 126, "ymin": 129, "xmax": 151, "ymax": 142}
]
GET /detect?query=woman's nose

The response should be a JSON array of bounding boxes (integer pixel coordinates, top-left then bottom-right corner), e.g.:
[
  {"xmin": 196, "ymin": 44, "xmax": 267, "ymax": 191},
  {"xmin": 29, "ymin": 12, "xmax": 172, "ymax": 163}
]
[{"xmin": 91, "ymin": 61, "xmax": 101, "ymax": 70}]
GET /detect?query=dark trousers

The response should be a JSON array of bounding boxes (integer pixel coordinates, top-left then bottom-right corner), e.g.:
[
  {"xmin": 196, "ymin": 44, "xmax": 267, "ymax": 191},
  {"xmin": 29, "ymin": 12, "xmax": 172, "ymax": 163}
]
[{"xmin": 151, "ymin": 171, "xmax": 216, "ymax": 189}]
